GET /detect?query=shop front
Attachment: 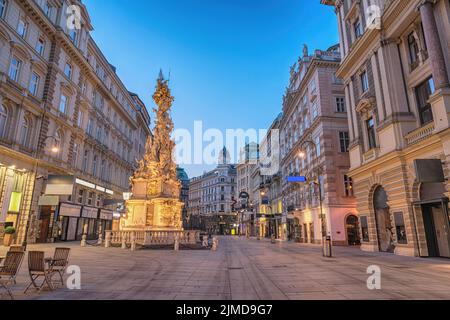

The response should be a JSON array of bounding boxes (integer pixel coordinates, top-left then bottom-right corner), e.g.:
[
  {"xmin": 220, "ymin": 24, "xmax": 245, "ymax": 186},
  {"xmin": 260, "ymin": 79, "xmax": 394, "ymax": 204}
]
[
  {"xmin": 58, "ymin": 203, "xmax": 82, "ymax": 241},
  {"xmin": 79, "ymin": 206, "xmax": 99, "ymax": 240},
  {"xmin": 99, "ymin": 209, "xmax": 113, "ymax": 238}
]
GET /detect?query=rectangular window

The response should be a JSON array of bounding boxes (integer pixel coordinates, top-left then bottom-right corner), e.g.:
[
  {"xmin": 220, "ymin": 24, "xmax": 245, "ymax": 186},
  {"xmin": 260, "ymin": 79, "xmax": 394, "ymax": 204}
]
[
  {"xmin": 336, "ymin": 97, "xmax": 346, "ymax": 112},
  {"xmin": 360, "ymin": 216, "xmax": 370, "ymax": 242},
  {"xmin": 354, "ymin": 19, "xmax": 363, "ymax": 38},
  {"xmin": 29, "ymin": 72, "xmax": 40, "ymax": 96},
  {"xmin": 36, "ymin": 38, "xmax": 45, "ymax": 56},
  {"xmin": 339, "ymin": 131, "xmax": 350, "ymax": 152},
  {"xmin": 77, "ymin": 110, "xmax": 83, "ymax": 127},
  {"xmin": 361, "ymin": 71, "xmax": 369, "ymax": 93},
  {"xmin": 344, "ymin": 175, "xmax": 354, "ymax": 197},
  {"xmin": 17, "ymin": 19, "xmax": 27, "ymax": 38},
  {"xmin": 69, "ymin": 29, "xmax": 77, "ymax": 45},
  {"xmin": 82, "ymin": 150, "xmax": 89, "ymax": 172},
  {"xmin": 87, "ymin": 192, "xmax": 94, "ymax": 206},
  {"xmin": 315, "ymin": 137, "xmax": 321, "ymax": 156},
  {"xmin": 366, "ymin": 117, "xmax": 376, "ymax": 149},
  {"xmin": 43, "ymin": 1, "xmax": 51, "ymax": 17},
  {"xmin": 59, "ymin": 94, "xmax": 68, "ymax": 114},
  {"xmin": 8, "ymin": 57, "xmax": 21, "ymax": 81},
  {"xmin": 415, "ymin": 77, "xmax": 435, "ymax": 125},
  {"xmin": 408, "ymin": 32, "xmax": 419, "ymax": 65},
  {"xmin": 312, "ymin": 103, "xmax": 318, "ymax": 119},
  {"xmin": 0, "ymin": 0, "xmax": 6, "ymax": 18},
  {"xmin": 394, "ymin": 212, "xmax": 408, "ymax": 244},
  {"xmin": 64, "ymin": 63, "xmax": 72, "ymax": 79},
  {"xmin": 72, "ymin": 143, "xmax": 79, "ymax": 168},
  {"xmin": 77, "ymin": 189, "xmax": 84, "ymax": 204}
]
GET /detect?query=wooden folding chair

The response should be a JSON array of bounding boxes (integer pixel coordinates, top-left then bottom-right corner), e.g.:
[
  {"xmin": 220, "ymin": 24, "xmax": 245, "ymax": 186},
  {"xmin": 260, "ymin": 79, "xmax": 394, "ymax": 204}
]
[
  {"xmin": 24, "ymin": 251, "xmax": 56, "ymax": 293},
  {"xmin": 0, "ymin": 251, "xmax": 25, "ymax": 300},
  {"xmin": 47, "ymin": 248, "xmax": 70, "ymax": 286}
]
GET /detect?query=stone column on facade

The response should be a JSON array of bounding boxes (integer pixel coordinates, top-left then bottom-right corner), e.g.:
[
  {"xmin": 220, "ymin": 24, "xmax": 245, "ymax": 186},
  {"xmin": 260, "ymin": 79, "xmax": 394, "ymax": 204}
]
[
  {"xmin": 419, "ymin": 0, "xmax": 449, "ymax": 89},
  {"xmin": 418, "ymin": 1, "xmax": 450, "ymax": 133}
]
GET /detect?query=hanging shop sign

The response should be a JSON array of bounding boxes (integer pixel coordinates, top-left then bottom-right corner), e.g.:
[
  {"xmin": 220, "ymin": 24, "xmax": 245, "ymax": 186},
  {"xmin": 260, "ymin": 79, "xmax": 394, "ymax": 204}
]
[
  {"xmin": 82, "ymin": 206, "xmax": 99, "ymax": 219},
  {"xmin": 99, "ymin": 209, "xmax": 113, "ymax": 221},
  {"xmin": 59, "ymin": 203, "xmax": 82, "ymax": 218}
]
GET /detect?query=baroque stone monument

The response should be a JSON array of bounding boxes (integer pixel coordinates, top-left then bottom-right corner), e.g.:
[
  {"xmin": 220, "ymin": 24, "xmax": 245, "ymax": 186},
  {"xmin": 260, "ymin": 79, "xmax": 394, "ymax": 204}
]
[{"xmin": 121, "ymin": 71, "xmax": 183, "ymax": 231}]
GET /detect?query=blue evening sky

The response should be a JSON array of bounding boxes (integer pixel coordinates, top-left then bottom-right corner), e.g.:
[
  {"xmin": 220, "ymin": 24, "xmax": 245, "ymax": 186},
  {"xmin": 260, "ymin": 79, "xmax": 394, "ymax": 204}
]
[{"xmin": 83, "ymin": 0, "xmax": 338, "ymax": 177}]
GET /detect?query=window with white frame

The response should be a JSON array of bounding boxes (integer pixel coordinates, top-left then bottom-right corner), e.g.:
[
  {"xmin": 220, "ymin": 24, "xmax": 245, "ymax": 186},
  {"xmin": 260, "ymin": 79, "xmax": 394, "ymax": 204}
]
[
  {"xmin": 0, "ymin": 0, "xmax": 6, "ymax": 18},
  {"xmin": 17, "ymin": 18, "xmax": 27, "ymax": 38},
  {"xmin": 64, "ymin": 63, "xmax": 72, "ymax": 79},
  {"xmin": 312, "ymin": 102, "xmax": 318, "ymax": 119},
  {"xmin": 82, "ymin": 149, "xmax": 89, "ymax": 172},
  {"xmin": 360, "ymin": 71, "xmax": 369, "ymax": 93},
  {"xmin": 0, "ymin": 105, "xmax": 7, "ymax": 138},
  {"xmin": 35, "ymin": 37, "xmax": 45, "ymax": 56},
  {"xmin": 20, "ymin": 117, "xmax": 30, "ymax": 147},
  {"xmin": 8, "ymin": 57, "xmax": 21, "ymax": 82},
  {"xmin": 69, "ymin": 29, "xmax": 77, "ymax": 45},
  {"xmin": 354, "ymin": 18, "xmax": 363, "ymax": 39},
  {"xmin": 77, "ymin": 110, "xmax": 83, "ymax": 127},
  {"xmin": 73, "ymin": 142, "xmax": 79, "ymax": 167},
  {"xmin": 315, "ymin": 137, "xmax": 321, "ymax": 157},
  {"xmin": 59, "ymin": 94, "xmax": 68, "ymax": 114},
  {"xmin": 29, "ymin": 72, "xmax": 40, "ymax": 96}
]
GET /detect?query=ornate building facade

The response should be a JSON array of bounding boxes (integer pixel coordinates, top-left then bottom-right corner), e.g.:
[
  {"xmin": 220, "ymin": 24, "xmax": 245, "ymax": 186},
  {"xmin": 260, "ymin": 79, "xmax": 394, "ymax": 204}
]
[
  {"xmin": 187, "ymin": 148, "xmax": 237, "ymax": 235},
  {"xmin": 0, "ymin": 0, "xmax": 151, "ymax": 244},
  {"xmin": 322, "ymin": 0, "xmax": 450, "ymax": 257},
  {"xmin": 280, "ymin": 44, "xmax": 357, "ymax": 245}
]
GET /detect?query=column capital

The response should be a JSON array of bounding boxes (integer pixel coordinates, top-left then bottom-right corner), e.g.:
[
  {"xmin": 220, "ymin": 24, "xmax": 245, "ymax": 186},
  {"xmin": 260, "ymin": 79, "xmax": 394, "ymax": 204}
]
[{"xmin": 416, "ymin": 0, "xmax": 437, "ymax": 12}]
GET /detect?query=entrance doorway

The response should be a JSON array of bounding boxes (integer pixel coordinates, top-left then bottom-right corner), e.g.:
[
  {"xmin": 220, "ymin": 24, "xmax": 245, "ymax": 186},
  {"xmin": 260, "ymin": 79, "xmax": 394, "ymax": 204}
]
[
  {"xmin": 420, "ymin": 182, "xmax": 450, "ymax": 258},
  {"xmin": 37, "ymin": 206, "xmax": 52, "ymax": 243},
  {"xmin": 346, "ymin": 215, "xmax": 361, "ymax": 246},
  {"xmin": 373, "ymin": 186, "xmax": 395, "ymax": 253}
]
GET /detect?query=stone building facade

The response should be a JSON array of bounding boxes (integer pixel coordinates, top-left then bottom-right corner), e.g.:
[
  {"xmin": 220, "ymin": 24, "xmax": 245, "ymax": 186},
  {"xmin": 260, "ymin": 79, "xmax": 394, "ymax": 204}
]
[
  {"xmin": 187, "ymin": 148, "xmax": 237, "ymax": 235},
  {"xmin": 0, "ymin": 0, "xmax": 151, "ymax": 245},
  {"xmin": 280, "ymin": 44, "xmax": 357, "ymax": 245},
  {"xmin": 322, "ymin": 0, "xmax": 450, "ymax": 257}
]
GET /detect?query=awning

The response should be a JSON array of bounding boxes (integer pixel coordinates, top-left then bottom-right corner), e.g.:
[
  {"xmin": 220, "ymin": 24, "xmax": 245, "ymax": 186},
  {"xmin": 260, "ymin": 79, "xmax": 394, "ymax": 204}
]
[
  {"xmin": 59, "ymin": 203, "xmax": 81, "ymax": 218},
  {"xmin": 82, "ymin": 206, "xmax": 99, "ymax": 219}
]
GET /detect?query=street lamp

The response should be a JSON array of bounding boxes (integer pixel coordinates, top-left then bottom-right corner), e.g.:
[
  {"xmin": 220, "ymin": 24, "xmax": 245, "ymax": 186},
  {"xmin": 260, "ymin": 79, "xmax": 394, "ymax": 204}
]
[
  {"xmin": 22, "ymin": 135, "xmax": 59, "ymax": 250},
  {"xmin": 298, "ymin": 139, "xmax": 332, "ymax": 258}
]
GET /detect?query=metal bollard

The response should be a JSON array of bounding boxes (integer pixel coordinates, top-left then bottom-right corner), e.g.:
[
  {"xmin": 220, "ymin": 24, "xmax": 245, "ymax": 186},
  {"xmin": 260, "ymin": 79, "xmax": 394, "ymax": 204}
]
[
  {"xmin": 174, "ymin": 234, "xmax": 180, "ymax": 251},
  {"xmin": 202, "ymin": 235, "xmax": 208, "ymax": 247},
  {"xmin": 121, "ymin": 236, "xmax": 127, "ymax": 249},
  {"xmin": 97, "ymin": 234, "xmax": 103, "ymax": 246},
  {"xmin": 131, "ymin": 232, "xmax": 136, "ymax": 251},
  {"xmin": 212, "ymin": 237, "xmax": 219, "ymax": 251},
  {"xmin": 105, "ymin": 231, "xmax": 111, "ymax": 248}
]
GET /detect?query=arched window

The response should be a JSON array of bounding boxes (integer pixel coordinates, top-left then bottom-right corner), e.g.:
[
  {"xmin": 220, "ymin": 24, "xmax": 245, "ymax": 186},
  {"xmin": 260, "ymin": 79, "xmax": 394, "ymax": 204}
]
[
  {"xmin": 20, "ymin": 116, "xmax": 30, "ymax": 147},
  {"xmin": 0, "ymin": 105, "xmax": 7, "ymax": 138},
  {"xmin": 0, "ymin": 0, "xmax": 7, "ymax": 18}
]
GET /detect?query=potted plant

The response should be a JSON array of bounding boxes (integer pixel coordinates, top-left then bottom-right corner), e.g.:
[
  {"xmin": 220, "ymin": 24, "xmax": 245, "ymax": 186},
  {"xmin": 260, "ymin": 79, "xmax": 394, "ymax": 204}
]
[{"xmin": 3, "ymin": 227, "xmax": 16, "ymax": 247}]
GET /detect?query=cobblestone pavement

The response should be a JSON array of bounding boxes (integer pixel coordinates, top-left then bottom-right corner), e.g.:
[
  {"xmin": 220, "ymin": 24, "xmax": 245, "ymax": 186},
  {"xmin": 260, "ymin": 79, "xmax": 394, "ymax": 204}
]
[{"xmin": 1, "ymin": 236, "xmax": 449, "ymax": 300}]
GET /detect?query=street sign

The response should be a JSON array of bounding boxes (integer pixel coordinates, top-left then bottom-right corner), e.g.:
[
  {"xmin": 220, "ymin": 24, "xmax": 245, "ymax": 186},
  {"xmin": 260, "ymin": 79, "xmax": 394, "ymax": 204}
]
[{"xmin": 287, "ymin": 176, "xmax": 307, "ymax": 183}]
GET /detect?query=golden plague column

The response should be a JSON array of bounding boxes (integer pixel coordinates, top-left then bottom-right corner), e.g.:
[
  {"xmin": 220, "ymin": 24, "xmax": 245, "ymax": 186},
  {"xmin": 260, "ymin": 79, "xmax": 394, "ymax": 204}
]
[{"xmin": 121, "ymin": 71, "xmax": 183, "ymax": 231}]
